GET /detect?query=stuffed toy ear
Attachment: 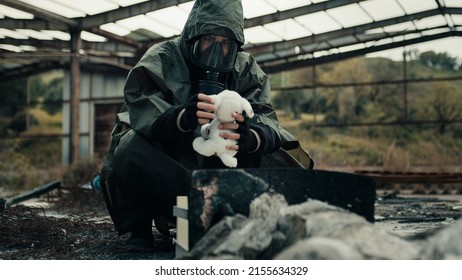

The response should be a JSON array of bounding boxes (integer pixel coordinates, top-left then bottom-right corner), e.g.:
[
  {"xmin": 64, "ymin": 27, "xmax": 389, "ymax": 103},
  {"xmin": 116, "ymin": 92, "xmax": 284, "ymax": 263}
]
[{"xmin": 241, "ymin": 97, "xmax": 254, "ymax": 118}]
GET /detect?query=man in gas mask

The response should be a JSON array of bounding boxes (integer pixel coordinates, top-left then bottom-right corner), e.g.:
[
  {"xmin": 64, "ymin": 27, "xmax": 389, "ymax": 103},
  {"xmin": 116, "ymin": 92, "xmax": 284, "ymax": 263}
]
[{"xmin": 100, "ymin": 0, "xmax": 313, "ymax": 249}]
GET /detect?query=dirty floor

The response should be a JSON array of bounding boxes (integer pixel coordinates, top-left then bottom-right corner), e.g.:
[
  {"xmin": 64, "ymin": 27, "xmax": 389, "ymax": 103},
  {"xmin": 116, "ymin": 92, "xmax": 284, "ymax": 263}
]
[{"xmin": 1, "ymin": 188, "xmax": 461, "ymax": 260}]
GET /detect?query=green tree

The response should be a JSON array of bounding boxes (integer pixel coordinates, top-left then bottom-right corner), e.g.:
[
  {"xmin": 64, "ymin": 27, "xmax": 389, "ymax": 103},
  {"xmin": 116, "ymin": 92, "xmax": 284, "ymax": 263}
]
[
  {"xmin": 273, "ymin": 68, "xmax": 313, "ymax": 119},
  {"xmin": 0, "ymin": 78, "xmax": 27, "ymax": 117},
  {"xmin": 430, "ymin": 83, "xmax": 461, "ymax": 134},
  {"xmin": 29, "ymin": 75, "xmax": 47, "ymax": 102},
  {"xmin": 419, "ymin": 51, "xmax": 459, "ymax": 71},
  {"xmin": 0, "ymin": 79, "xmax": 28, "ymax": 136},
  {"xmin": 365, "ymin": 57, "xmax": 413, "ymax": 122},
  {"xmin": 6, "ymin": 111, "xmax": 38, "ymax": 135},
  {"xmin": 319, "ymin": 58, "xmax": 373, "ymax": 124},
  {"xmin": 42, "ymin": 76, "xmax": 64, "ymax": 115}
]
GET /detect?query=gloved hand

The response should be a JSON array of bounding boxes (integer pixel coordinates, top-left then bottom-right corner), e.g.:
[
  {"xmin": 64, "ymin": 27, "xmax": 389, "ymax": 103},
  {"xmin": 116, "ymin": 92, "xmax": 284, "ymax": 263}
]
[
  {"xmin": 236, "ymin": 118, "xmax": 258, "ymax": 153},
  {"xmin": 180, "ymin": 94, "xmax": 216, "ymax": 131},
  {"xmin": 180, "ymin": 94, "xmax": 200, "ymax": 131}
]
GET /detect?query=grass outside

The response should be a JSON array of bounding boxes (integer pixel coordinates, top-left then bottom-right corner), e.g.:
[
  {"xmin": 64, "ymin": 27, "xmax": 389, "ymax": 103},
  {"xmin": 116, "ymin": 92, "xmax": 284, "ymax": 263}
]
[{"xmin": 1, "ymin": 109, "xmax": 461, "ymax": 195}]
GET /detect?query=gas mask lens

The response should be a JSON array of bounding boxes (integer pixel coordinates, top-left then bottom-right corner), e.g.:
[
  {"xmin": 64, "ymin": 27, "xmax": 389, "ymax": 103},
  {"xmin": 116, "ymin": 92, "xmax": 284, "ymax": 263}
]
[{"xmin": 192, "ymin": 35, "xmax": 238, "ymax": 72}]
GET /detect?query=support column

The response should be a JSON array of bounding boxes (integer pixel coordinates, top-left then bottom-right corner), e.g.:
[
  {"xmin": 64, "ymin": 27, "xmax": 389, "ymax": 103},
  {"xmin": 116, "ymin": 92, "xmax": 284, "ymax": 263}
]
[
  {"xmin": 402, "ymin": 49, "xmax": 409, "ymax": 121},
  {"xmin": 69, "ymin": 28, "xmax": 81, "ymax": 164},
  {"xmin": 312, "ymin": 64, "xmax": 317, "ymax": 126}
]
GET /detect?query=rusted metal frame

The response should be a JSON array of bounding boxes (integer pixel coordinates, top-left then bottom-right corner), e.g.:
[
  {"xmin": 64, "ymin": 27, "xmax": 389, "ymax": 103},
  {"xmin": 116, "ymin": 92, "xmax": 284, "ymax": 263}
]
[
  {"xmin": 147, "ymin": 5, "xmax": 462, "ymax": 48},
  {"xmin": 302, "ymin": 119, "xmax": 462, "ymax": 128},
  {"xmin": 0, "ymin": 18, "xmax": 67, "ymax": 30},
  {"xmin": 0, "ymin": 0, "xmax": 77, "ymax": 26},
  {"xmin": 0, "ymin": 133, "xmax": 89, "ymax": 140},
  {"xmin": 272, "ymin": 75, "xmax": 462, "ymax": 91},
  {"xmin": 361, "ymin": 174, "xmax": 462, "ymax": 184},
  {"xmin": 312, "ymin": 65, "xmax": 317, "ymax": 126},
  {"xmin": 434, "ymin": 0, "xmax": 455, "ymax": 30},
  {"xmin": 0, "ymin": 61, "xmax": 61, "ymax": 81},
  {"xmin": 0, "ymin": 1, "xmax": 142, "ymax": 49},
  {"xmin": 0, "ymin": 0, "xmax": 366, "ymax": 45},
  {"xmin": 243, "ymin": 0, "xmax": 367, "ymax": 28},
  {"xmin": 247, "ymin": 9, "xmax": 460, "ymax": 70},
  {"xmin": 4, "ymin": 181, "xmax": 61, "ymax": 207},
  {"xmin": 244, "ymin": 9, "xmax": 445, "ymax": 56},
  {"xmin": 69, "ymin": 29, "xmax": 81, "ymax": 164},
  {"xmin": 251, "ymin": 23, "xmax": 452, "ymax": 68},
  {"xmin": 81, "ymin": 0, "xmax": 192, "ymax": 29},
  {"xmin": 144, "ymin": 0, "xmax": 369, "ymax": 48},
  {"xmin": 89, "ymin": 27, "xmax": 143, "ymax": 49},
  {"xmin": 261, "ymin": 30, "xmax": 460, "ymax": 73},
  {"xmin": 0, "ymin": 40, "xmax": 137, "ymax": 61},
  {"xmin": 0, "ymin": 17, "xmax": 142, "ymax": 49},
  {"xmin": 79, "ymin": 54, "xmax": 133, "ymax": 71},
  {"xmin": 0, "ymin": 58, "xmax": 130, "ymax": 82},
  {"xmin": 0, "ymin": 37, "xmax": 72, "ymax": 50},
  {"xmin": 403, "ymin": 49, "xmax": 408, "ymax": 121}
]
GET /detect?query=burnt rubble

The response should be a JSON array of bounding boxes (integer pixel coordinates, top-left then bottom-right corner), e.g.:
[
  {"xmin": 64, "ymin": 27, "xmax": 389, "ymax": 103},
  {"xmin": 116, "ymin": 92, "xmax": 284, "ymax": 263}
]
[
  {"xmin": 1, "ymin": 184, "xmax": 461, "ymax": 260},
  {"xmin": 182, "ymin": 192, "xmax": 462, "ymax": 260}
]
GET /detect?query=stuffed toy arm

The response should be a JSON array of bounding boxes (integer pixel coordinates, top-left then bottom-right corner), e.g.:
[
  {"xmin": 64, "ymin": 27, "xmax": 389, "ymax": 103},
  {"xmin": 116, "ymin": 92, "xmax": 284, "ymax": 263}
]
[
  {"xmin": 200, "ymin": 123, "xmax": 210, "ymax": 139},
  {"xmin": 197, "ymin": 94, "xmax": 220, "ymax": 139}
]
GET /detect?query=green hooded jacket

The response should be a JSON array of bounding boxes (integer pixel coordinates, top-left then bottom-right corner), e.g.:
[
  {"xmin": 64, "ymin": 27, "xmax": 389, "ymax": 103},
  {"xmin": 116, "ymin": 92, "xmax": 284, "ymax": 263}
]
[
  {"xmin": 100, "ymin": 0, "xmax": 313, "ymax": 235},
  {"xmin": 120, "ymin": 0, "xmax": 312, "ymax": 168}
]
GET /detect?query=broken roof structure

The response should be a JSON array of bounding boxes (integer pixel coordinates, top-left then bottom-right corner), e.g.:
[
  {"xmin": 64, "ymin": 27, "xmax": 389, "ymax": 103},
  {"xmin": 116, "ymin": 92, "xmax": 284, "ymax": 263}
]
[{"xmin": 1, "ymin": 0, "xmax": 462, "ymax": 80}]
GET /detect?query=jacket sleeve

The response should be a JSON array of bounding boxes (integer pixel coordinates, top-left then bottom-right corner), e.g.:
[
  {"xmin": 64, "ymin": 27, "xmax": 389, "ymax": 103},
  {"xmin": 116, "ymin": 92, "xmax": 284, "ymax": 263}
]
[
  {"xmin": 123, "ymin": 62, "xmax": 189, "ymax": 145},
  {"xmin": 248, "ymin": 122, "xmax": 279, "ymax": 156},
  {"xmin": 233, "ymin": 53, "xmax": 282, "ymax": 155}
]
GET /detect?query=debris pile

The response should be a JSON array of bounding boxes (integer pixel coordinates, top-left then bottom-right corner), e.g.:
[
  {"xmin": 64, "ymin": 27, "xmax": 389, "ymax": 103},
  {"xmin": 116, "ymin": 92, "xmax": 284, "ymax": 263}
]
[{"xmin": 183, "ymin": 193, "xmax": 462, "ymax": 260}]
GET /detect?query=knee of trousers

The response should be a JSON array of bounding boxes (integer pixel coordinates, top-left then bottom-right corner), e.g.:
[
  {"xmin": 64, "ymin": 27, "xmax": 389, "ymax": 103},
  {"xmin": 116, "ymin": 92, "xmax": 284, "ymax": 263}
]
[{"xmin": 112, "ymin": 130, "xmax": 190, "ymax": 194}]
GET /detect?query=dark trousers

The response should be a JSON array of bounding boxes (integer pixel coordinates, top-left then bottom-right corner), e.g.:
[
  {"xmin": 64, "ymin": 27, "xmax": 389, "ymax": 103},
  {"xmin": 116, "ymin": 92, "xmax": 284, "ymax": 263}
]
[
  {"xmin": 102, "ymin": 129, "xmax": 311, "ymax": 235},
  {"xmin": 107, "ymin": 129, "xmax": 190, "ymax": 235}
]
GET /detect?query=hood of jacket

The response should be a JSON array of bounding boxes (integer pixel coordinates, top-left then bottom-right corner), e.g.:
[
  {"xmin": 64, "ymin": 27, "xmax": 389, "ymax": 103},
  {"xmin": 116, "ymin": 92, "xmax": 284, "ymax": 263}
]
[{"xmin": 180, "ymin": 0, "xmax": 245, "ymax": 62}]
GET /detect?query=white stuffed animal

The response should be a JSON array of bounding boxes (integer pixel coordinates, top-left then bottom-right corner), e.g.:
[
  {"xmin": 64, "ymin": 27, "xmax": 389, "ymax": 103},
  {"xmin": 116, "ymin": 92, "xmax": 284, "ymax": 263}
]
[{"xmin": 192, "ymin": 90, "xmax": 254, "ymax": 168}]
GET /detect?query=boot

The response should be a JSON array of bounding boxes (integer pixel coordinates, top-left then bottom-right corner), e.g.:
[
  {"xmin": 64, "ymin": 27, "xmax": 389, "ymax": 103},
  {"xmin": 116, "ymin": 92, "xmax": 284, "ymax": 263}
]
[
  {"xmin": 154, "ymin": 215, "xmax": 173, "ymax": 236},
  {"xmin": 126, "ymin": 222, "xmax": 154, "ymax": 249}
]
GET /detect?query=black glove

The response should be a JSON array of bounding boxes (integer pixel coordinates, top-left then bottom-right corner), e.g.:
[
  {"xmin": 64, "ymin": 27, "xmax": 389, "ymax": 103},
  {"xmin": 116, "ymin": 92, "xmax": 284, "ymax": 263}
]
[
  {"xmin": 236, "ymin": 118, "xmax": 258, "ymax": 153},
  {"xmin": 179, "ymin": 94, "xmax": 199, "ymax": 131}
]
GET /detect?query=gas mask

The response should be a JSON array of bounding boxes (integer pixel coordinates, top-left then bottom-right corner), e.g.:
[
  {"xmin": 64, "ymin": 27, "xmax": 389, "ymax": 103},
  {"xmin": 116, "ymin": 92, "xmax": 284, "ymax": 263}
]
[{"xmin": 191, "ymin": 34, "xmax": 238, "ymax": 95}]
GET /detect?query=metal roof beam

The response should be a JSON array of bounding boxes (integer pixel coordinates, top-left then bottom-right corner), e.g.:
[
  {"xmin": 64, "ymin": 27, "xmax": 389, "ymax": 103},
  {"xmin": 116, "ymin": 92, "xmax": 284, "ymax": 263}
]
[
  {"xmin": 244, "ymin": 0, "xmax": 366, "ymax": 28},
  {"xmin": 0, "ymin": 21, "xmax": 142, "ymax": 49},
  {"xmin": 0, "ymin": 18, "xmax": 67, "ymax": 30},
  {"xmin": 89, "ymin": 27, "xmax": 144, "ymax": 48},
  {"xmin": 245, "ymin": 8, "xmax": 452, "ymax": 56},
  {"xmin": 81, "ymin": 0, "xmax": 192, "ymax": 29},
  {"xmin": 0, "ymin": 2, "xmax": 143, "ymax": 49},
  {"xmin": 0, "ymin": 61, "xmax": 63, "ymax": 81},
  {"xmin": 124, "ymin": 0, "xmax": 367, "ymax": 47},
  {"xmin": 0, "ymin": 37, "xmax": 136, "ymax": 53},
  {"xmin": 80, "ymin": 0, "xmax": 368, "ymax": 37},
  {"xmin": 261, "ymin": 30, "xmax": 462, "ymax": 74},
  {"xmin": 0, "ymin": 0, "xmax": 79, "ymax": 27},
  {"xmin": 0, "ymin": 37, "xmax": 69, "ymax": 49},
  {"xmin": 252, "ymin": 25, "xmax": 452, "ymax": 65},
  {"xmin": 444, "ymin": 7, "xmax": 462, "ymax": 15}
]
